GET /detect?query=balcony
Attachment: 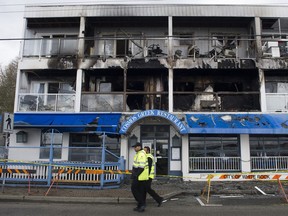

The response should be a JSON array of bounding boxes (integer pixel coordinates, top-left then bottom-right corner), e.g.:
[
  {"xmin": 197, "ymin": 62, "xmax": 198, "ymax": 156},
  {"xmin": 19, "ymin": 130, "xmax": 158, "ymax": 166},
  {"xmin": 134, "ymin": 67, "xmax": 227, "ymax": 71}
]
[{"xmin": 21, "ymin": 35, "xmax": 258, "ymax": 61}]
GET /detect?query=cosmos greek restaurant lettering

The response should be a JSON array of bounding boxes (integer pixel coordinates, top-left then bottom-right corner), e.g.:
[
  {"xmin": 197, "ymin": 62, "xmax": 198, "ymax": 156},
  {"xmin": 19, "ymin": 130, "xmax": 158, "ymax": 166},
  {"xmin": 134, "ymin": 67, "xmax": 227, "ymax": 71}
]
[{"xmin": 120, "ymin": 110, "xmax": 187, "ymax": 134}]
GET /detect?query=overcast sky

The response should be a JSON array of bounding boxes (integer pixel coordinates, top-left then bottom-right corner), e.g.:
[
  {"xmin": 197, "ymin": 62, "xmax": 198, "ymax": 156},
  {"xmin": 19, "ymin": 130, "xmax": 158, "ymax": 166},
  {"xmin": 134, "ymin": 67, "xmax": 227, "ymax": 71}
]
[{"xmin": 0, "ymin": 0, "xmax": 288, "ymax": 67}]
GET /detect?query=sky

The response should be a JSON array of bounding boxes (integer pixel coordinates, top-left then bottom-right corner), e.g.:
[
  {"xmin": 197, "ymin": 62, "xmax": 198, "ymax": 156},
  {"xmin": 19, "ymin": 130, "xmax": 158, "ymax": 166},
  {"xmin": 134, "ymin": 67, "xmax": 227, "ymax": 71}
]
[{"xmin": 0, "ymin": 0, "xmax": 288, "ymax": 68}]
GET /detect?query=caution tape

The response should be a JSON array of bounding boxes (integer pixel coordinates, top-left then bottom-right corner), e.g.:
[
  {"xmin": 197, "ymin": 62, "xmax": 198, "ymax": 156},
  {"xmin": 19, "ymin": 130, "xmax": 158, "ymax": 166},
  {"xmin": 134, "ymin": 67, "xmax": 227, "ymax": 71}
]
[
  {"xmin": 203, "ymin": 173, "xmax": 288, "ymax": 180},
  {"xmin": 2, "ymin": 159, "xmax": 288, "ymax": 181},
  {"xmin": 0, "ymin": 168, "xmax": 36, "ymax": 174},
  {"xmin": 52, "ymin": 169, "xmax": 131, "ymax": 175}
]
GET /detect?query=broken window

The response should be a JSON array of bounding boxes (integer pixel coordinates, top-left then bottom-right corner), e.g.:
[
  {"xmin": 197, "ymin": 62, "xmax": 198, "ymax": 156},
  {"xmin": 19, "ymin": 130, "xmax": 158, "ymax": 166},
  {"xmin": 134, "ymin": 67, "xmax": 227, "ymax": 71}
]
[
  {"xmin": 173, "ymin": 69, "xmax": 260, "ymax": 112},
  {"xmin": 126, "ymin": 69, "xmax": 168, "ymax": 111},
  {"xmin": 210, "ymin": 33, "xmax": 239, "ymax": 58},
  {"xmin": 81, "ymin": 70, "xmax": 125, "ymax": 112}
]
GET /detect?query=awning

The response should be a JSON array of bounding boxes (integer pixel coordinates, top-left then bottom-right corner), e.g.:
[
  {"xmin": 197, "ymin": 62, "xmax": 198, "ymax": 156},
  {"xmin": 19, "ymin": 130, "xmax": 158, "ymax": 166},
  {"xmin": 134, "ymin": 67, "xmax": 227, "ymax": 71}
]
[
  {"xmin": 14, "ymin": 113, "xmax": 122, "ymax": 133},
  {"xmin": 185, "ymin": 113, "xmax": 288, "ymax": 134}
]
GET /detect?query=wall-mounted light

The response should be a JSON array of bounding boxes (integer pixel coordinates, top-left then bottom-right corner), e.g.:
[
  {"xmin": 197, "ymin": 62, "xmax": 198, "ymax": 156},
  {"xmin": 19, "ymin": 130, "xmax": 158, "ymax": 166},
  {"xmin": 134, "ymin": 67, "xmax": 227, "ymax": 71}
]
[
  {"xmin": 172, "ymin": 134, "xmax": 181, "ymax": 147},
  {"xmin": 16, "ymin": 131, "xmax": 28, "ymax": 143},
  {"xmin": 129, "ymin": 134, "xmax": 138, "ymax": 148}
]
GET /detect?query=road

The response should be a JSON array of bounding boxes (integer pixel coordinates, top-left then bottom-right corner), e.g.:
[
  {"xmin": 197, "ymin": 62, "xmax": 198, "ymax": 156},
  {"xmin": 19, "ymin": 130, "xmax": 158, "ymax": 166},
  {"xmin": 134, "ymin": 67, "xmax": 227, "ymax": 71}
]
[{"xmin": 0, "ymin": 194, "xmax": 287, "ymax": 216}]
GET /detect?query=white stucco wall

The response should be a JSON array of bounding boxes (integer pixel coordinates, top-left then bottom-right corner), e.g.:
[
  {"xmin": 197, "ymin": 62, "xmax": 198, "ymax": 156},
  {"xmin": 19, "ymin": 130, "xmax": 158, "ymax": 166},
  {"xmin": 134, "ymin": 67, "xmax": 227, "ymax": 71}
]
[{"xmin": 8, "ymin": 129, "xmax": 41, "ymax": 161}]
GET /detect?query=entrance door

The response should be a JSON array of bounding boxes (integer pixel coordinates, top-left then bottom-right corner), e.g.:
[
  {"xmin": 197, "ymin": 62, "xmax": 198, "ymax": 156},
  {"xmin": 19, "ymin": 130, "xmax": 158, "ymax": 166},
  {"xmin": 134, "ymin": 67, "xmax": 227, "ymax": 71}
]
[{"xmin": 141, "ymin": 125, "xmax": 170, "ymax": 176}]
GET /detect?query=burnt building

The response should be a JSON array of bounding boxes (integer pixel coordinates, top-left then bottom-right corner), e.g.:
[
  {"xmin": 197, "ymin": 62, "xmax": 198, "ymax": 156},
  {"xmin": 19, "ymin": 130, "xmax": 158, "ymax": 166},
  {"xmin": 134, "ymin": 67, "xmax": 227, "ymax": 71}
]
[{"xmin": 10, "ymin": 3, "xmax": 288, "ymax": 181}]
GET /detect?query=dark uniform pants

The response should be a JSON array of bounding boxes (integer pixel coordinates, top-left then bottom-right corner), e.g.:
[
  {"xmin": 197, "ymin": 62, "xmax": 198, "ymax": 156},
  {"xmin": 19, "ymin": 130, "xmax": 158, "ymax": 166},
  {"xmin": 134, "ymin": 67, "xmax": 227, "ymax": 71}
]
[
  {"xmin": 145, "ymin": 178, "xmax": 162, "ymax": 203},
  {"xmin": 131, "ymin": 179, "xmax": 146, "ymax": 207}
]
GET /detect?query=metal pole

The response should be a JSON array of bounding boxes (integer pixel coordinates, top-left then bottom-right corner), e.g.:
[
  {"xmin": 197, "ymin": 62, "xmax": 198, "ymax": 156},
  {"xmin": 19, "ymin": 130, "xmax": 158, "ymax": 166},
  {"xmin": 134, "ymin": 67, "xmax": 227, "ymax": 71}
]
[
  {"xmin": 100, "ymin": 132, "xmax": 106, "ymax": 189},
  {"xmin": 47, "ymin": 129, "xmax": 54, "ymax": 186}
]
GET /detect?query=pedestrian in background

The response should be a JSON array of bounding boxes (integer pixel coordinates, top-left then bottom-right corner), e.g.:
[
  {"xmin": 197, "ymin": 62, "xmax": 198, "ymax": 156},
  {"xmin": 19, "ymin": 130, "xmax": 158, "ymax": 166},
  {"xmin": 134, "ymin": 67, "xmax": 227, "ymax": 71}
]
[
  {"xmin": 131, "ymin": 142, "xmax": 149, "ymax": 212},
  {"xmin": 144, "ymin": 146, "xmax": 164, "ymax": 207}
]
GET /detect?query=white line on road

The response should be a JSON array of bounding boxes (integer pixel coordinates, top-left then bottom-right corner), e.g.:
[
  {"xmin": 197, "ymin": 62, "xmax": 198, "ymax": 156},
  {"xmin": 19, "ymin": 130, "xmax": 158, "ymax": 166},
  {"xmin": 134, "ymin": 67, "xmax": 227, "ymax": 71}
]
[{"xmin": 196, "ymin": 197, "xmax": 223, "ymax": 207}]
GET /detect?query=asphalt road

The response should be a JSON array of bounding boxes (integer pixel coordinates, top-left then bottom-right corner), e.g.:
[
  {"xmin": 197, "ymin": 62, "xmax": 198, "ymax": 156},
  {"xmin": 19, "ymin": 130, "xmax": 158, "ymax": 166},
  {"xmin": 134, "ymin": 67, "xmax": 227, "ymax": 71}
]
[{"xmin": 0, "ymin": 194, "xmax": 287, "ymax": 216}]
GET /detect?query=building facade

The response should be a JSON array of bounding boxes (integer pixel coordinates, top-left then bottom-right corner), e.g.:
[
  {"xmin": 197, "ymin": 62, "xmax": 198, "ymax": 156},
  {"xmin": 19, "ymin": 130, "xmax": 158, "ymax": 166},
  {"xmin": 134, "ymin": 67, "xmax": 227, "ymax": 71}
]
[{"xmin": 10, "ymin": 3, "xmax": 288, "ymax": 181}]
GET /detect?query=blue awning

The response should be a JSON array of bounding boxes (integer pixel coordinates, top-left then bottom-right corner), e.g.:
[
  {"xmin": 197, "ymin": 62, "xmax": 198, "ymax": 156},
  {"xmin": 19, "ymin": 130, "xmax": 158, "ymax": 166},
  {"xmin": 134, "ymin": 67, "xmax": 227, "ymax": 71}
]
[
  {"xmin": 14, "ymin": 113, "xmax": 122, "ymax": 133},
  {"xmin": 185, "ymin": 113, "xmax": 288, "ymax": 134}
]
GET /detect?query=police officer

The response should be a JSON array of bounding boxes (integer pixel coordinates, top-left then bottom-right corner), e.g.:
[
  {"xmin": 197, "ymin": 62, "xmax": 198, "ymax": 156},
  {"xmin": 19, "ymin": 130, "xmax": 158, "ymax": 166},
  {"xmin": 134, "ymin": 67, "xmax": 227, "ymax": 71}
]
[
  {"xmin": 144, "ymin": 146, "xmax": 164, "ymax": 207},
  {"xmin": 131, "ymin": 142, "xmax": 149, "ymax": 212}
]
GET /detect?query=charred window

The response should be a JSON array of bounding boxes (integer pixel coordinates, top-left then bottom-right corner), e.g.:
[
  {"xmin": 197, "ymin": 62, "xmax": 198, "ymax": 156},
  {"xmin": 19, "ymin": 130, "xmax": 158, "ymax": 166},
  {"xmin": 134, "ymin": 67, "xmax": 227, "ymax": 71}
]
[{"xmin": 126, "ymin": 69, "xmax": 168, "ymax": 111}]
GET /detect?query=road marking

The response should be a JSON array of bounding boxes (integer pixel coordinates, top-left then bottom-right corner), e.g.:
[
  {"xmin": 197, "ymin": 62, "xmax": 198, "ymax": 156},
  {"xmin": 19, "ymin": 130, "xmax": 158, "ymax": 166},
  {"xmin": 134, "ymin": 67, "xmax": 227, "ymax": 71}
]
[
  {"xmin": 196, "ymin": 197, "xmax": 223, "ymax": 207},
  {"xmin": 255, "ymin": 186, "xmax": 267, "ymax": 195},
  {"xmin": 219, "ymin": 195, "xmax": 244, "ymax": 198}
]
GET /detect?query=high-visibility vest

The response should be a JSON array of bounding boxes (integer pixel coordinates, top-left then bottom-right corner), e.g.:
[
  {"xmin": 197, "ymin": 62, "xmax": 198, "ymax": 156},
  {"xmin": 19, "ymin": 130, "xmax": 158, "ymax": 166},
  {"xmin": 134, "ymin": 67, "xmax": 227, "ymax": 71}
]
[
  {"xmin": 133, "ymin": 149, "xmax": 149, "ymax": 181},
  {"xmin": 146, "ymin": 153, "xmax": 155, "ymax": 179}
]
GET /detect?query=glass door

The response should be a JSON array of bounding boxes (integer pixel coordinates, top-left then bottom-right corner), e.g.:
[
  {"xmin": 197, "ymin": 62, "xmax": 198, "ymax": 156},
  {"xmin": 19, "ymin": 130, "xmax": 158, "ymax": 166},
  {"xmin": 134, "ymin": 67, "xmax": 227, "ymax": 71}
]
[{"xmin": 141, "ymin": 125, "xmax": 170, "ymax": 176}]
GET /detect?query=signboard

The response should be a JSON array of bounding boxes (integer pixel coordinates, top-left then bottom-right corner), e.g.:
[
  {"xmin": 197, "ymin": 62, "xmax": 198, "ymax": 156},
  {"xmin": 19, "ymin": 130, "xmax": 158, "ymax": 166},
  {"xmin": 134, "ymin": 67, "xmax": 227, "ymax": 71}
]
[
  {"xmin": 119, "ymin": 110, "xmax": 188, "ymax": 134},
  {"xmin": 2, "ymin": 112, "xmax": 14, "ymax": 133}
]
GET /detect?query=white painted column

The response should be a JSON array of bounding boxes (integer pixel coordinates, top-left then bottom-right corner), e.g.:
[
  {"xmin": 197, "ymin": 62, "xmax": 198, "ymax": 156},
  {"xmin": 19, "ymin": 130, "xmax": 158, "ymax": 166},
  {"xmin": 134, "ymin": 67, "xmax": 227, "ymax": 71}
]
[
  {"xmin": 13, "ymin": 68, "xmax": 21, "ymax": 113},
  {"xmin": 169, "ymin": 68, "xmax": 173, "ymax": 112},
  {"xmin": 259, "ymin": 69, "xmax": 267, "ymax": 112},
  {"xmin": 254, "ymin": 17, "xmax": 262, "ymax": 59},
  {"xmin": 181, "ymin": 134, "xmax": 189, "ymax": 177},
  {"xmin": 75, "ymin": 69, "xmax": 83, "ymax": 112},
  {"xmin": 120, "ymin": 135, "xmax": 129, "ymax": 170},
  {"xmin": 240, "ymin": 134, "xmax": 251, "ymax": 172},
  {"xmin": 168, "ymin": 16, "xmax": 174, "ymax": 112},
  {"xmin": 78, "ymin": 16, "xmax": 86, "ymax": 58}
]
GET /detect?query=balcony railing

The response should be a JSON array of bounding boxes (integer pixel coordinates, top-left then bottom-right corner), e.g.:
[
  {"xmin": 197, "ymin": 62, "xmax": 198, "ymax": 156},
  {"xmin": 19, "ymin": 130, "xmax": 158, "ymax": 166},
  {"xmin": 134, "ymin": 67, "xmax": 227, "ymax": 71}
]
[
  {"xmin": 21, "ymin": 35, "xmax": 288, "ymax": 60},
  {"xmin": 21, "ymin": 36, "xmax": 260, "ymax": 60},
  {"xmin": 174, "ymin": 92, "xmax": 260, "ymax": 112},
  {"xmin": 189, "ymin": 157, "xmax": 241, "ymax": 173},
  {"xmin": 266, "ymin": 93, "xmax": 288, "ymax": 112},
  {"xmin": 251, "ymin": 156, "xmax": 288, "ymax": 171},
  {"xmin": 17, "ymin": 93, "xmax": 75, "ymax": 112},
  {"xmin": 17, "ymin": 91, "xmax": 260, "ymax": 113},
  {"xmin": 81, "ymin": 92, "xmax": 168, "ymax": 112}
]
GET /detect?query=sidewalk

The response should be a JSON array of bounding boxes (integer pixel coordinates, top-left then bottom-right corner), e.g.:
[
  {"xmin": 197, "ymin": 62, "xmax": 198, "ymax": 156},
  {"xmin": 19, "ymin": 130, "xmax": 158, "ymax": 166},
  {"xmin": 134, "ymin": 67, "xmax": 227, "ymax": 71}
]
[{"xmin": 0, "ymin": 179, "xmax": 286, "ymax": 203}]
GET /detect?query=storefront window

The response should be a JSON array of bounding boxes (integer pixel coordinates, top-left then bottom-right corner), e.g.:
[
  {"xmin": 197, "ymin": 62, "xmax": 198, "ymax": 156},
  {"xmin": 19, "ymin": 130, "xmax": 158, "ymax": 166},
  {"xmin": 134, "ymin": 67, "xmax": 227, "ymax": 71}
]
[
  {"xmin": 69, "ymin": 133, "xmax": 120, "ymax": 162},
  {"xmin": 40, "ymin": 129, "xmax": 62, "ymax": 159},
  {"xmin": 250, "ymin": 135, "xmax": 288, "ymax": 156},
  {"xmin": 189, "ymin": 134, "xmax": 240, "ymax": 157}
]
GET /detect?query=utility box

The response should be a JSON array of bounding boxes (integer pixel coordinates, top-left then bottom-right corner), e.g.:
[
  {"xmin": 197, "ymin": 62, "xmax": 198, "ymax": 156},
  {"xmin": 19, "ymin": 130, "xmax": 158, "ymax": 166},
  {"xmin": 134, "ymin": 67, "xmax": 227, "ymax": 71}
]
[{"xmin": 267, "ymin": 41, "xmax": 280, "ymax": 57}]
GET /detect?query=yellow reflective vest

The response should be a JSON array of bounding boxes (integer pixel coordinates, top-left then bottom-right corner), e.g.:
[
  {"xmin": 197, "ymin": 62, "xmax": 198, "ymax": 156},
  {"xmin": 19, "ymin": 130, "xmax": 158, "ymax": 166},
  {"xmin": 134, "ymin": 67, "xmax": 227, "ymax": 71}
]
[
  {"xmin": 133, "ymin": 149, "xmax": 149, "ymax": 181},
  {"xmin": 146, "ymin": 153, "xmax": 155, "ymax": 179}
]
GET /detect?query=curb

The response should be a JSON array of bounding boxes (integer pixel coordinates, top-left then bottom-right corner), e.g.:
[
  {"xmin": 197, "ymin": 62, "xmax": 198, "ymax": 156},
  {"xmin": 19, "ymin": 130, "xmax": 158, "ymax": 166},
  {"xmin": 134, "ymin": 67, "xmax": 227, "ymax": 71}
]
[{"xmin": 0, "ymin": 191, "xmax": 186, "ymax": 204}]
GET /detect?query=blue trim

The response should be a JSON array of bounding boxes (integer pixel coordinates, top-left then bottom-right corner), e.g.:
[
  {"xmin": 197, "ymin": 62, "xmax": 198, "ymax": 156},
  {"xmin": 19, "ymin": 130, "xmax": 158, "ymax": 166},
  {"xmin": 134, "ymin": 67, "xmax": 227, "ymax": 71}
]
[
  {"xmin": 14, "ymin": 113, "xmax": 121, "ymax": 133},
  {"xmin": 119, "ymin": 110, "xmax": 188, "ymax": 134},
  {"xmin": 186, "ymin": 113, "xmax": 288, "ymax": 134}
]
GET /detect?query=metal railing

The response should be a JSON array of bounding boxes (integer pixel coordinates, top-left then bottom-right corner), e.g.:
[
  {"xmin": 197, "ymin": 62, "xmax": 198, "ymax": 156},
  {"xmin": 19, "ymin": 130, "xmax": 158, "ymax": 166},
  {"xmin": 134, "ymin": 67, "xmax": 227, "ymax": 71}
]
[
  {"xmin": 251, "ymin": 156, "xmax": 288, "ymax": 171},
  {"xmin": 189, "ymin": 157, "xmax": 241, "ymax": 173},
  {"xmin": 0, "ymin": 132, "xmax": 126, "ymax": 189},
  {"xmin": 189, "ymin": 156, "xmax": 288, "ymax": 172},
  {"xmin": 0, "ymin": 159, "xmax": 125, "ymax": 188}
]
